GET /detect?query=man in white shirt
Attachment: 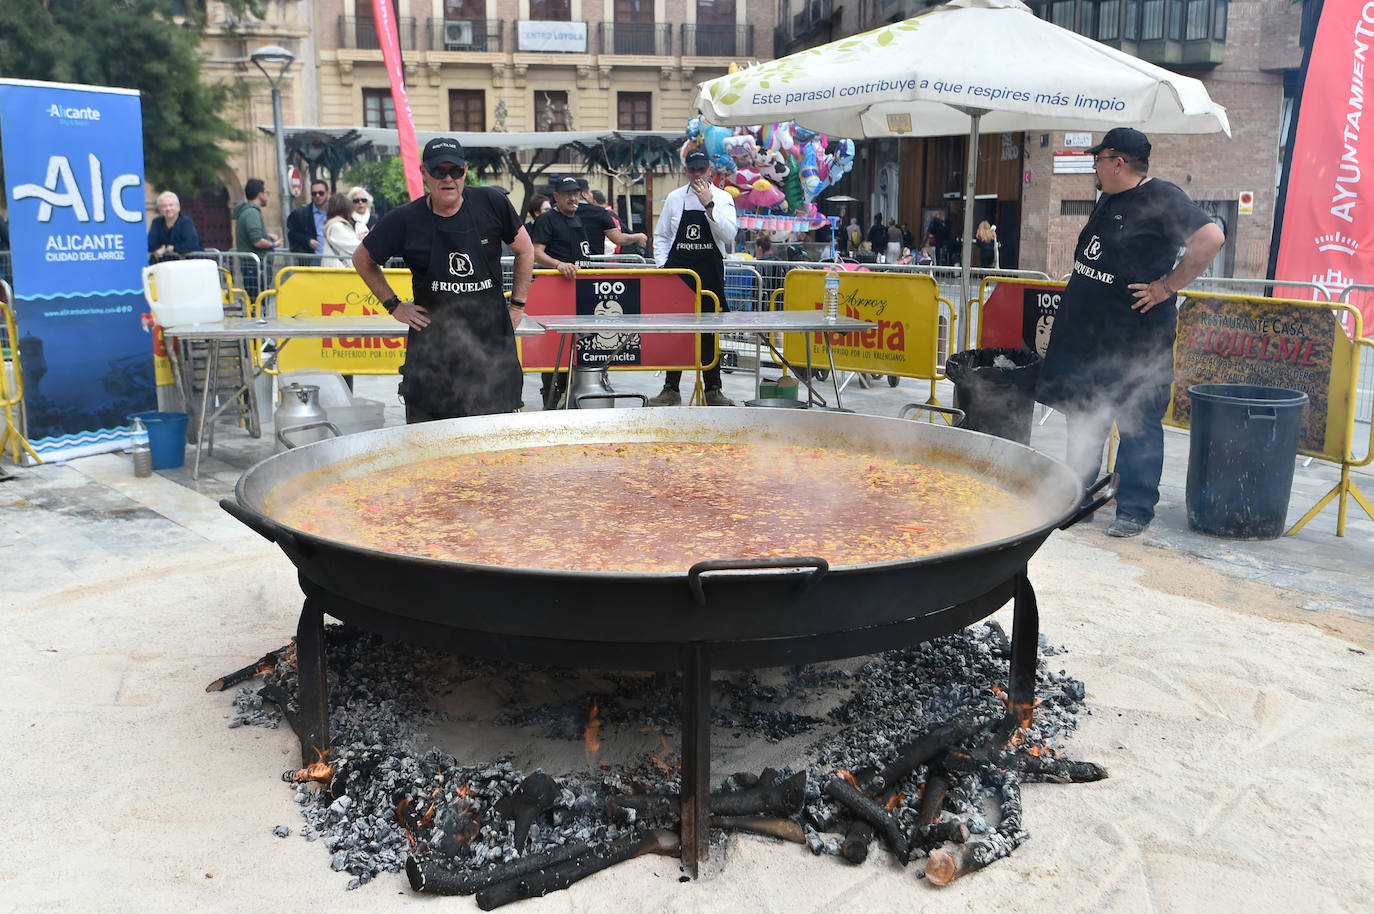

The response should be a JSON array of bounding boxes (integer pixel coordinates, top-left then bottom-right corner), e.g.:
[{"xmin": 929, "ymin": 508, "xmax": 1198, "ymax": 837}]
[{"xmin": 648, "ymin": 149, "xmax": 738, "ymax": 406}]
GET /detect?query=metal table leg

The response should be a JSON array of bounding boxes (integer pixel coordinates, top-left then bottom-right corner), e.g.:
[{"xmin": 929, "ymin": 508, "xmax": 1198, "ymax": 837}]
[{"xmin": 679, "ymin": 642, "xmax": 711, "ymax": 878}]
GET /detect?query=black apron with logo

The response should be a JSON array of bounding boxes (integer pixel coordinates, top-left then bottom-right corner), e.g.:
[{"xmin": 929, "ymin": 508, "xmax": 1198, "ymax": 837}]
[
  {"xmin": 664, "ymin": 206, "xmax": 724, "ymax": 386},
  {"xmin": 400, "ymin": 204, "xmax": 523, "ymax": 417}
]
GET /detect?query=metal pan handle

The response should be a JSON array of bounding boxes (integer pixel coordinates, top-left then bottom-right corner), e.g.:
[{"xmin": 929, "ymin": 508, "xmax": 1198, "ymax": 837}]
[
  {"xmin": 571, "ymin": 393, "xmax": 649, "ymax": 408},
  {"xmin": 1059, "ymin": 473, "xmax": 1117, "ymax": 530},
  {"xmin": 687, "ymin": 556, "xmax": 829, "ymax": 606},
  {"xmin": 219, "ymin": 497, "xmax": 296, "ymax": 549},
  {"xmin": 276, "ymin": 421, "xmax": 342, "ymax": 450},
  {"xmin": 898, "ymin": 403, "xmax": 966, "ymax": 427}
]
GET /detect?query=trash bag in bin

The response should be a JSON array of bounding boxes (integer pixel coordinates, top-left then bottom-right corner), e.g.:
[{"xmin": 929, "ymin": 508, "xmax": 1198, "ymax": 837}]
[
  {"xmin": 1185, "ymin": 384, "xmax": 1308, "ymax": 539},
  {"xmin": 943, "ymin": 348, "xmax": 1042, "ymax": 444}
]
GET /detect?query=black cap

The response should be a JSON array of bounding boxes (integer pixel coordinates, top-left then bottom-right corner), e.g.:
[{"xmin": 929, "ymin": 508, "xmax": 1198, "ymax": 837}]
[
  {"xmin": 422, "ymin": 137, "xmax": 466, "ymax": 170},
  {"xmin": 1088, "ymin": 127, "xmax": 1151, "ymax": 160},
  {"xmin": 684, "ymin": 149, "xmax": 711, "ymax": 169},
  {"xmin": 553, "ymin": 177, "xmax": 581, "ymax": 194}
]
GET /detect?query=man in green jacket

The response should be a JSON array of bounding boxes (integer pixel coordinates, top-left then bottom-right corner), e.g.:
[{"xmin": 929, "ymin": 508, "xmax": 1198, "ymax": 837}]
[{"xmin": 232, "ymin": 178, "xmax": 280, "ymax": 302}]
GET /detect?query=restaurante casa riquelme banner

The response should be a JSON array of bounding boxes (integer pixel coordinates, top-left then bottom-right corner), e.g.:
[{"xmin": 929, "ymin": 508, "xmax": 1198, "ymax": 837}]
[{"xmin": 0, "ymin": 79, "xmax": 154, "ymax": 462}]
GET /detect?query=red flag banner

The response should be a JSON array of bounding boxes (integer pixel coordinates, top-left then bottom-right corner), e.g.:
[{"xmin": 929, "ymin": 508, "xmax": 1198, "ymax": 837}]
[
  {"xmin": 1274, "ymin": 0, "xmax": 1374, "ymax": 335},
  {"xmin": 373, "ymin": 0, "xmax": 423, "ymax": 201}
]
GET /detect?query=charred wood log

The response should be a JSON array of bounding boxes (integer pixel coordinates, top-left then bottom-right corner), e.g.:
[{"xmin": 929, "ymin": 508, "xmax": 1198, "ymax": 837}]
[
  {"xmin": 709, "ymin": 815, "xmax": 805, "ymax": 844},
  {"xmin": 925, "ymin": 772, "xmax": 1027, "ymax": 886},
  {"xmin": 823, "ymin": 777, "xmax": 909, "ymax": 864},
  {"xmin": 406, "ymin": 839, "xmax": 594, "ymax": 896},
  {"xmin": 841, "ymin": 820, "xmax": 875, "ymax": 864},
  {"xmin": 257, "ymin": 678, "xmax": 302, "ymax": 742},
  {"xmin": 857, "ymin": 717, "xmax": 983, "ymax": 797},
  {"xmin": 606, "ymin": 771, "xmax": 807, "ymax": 825},
  {"xmin": 720, "ymin": 771, "xmax": 760, "ymax": 792},
  {"xmin": 473, "ymin": 829, "xmax": 679, "ymax": 910},
  {"xmin": 204, "ymin": 646, "xmax": 287, "ymax": 692},
  {"xmin": 918, "ymin": 817, "xmax": 970, "ymax": 847},
  {"xmin": 944, "ymin": 748, "xmax": 1108, "ymax": 783},
  {"xmin": 917, "ymin": 767, "xmax": 951, "ymax": 829},
  {"xmin": 493, "ymin": 771, "xmax": 560, "ymax": 851}
]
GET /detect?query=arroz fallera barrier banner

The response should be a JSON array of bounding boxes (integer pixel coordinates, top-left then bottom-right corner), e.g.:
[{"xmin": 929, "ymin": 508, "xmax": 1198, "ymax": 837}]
[{"xmin": 0, "ymin": 79, "xmax": 154, "ymax": 462}]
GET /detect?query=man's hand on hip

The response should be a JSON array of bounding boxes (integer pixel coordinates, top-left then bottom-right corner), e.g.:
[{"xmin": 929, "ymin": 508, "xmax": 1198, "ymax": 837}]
[{"xmin": 391, "ymin": 301, "xmax": 429, "ymax": 330}]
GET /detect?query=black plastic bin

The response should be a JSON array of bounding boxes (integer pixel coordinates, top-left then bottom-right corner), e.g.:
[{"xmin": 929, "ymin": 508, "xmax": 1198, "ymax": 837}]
[
  {"xmin": 1185, "ymin": 384, "xmax": 1308, "ymax": 539},
  {"xmin": 943, "ymin": 348, "xmax": 1042, "ymax": 444}
]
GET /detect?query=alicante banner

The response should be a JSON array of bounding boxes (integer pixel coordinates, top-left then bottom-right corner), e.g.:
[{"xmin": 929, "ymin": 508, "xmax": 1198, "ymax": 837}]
[
  {"xmin": 1273, "ymin": 0, "xmax": 1374, "ymax": 333},
  {"xmin": 0, "ymin": 79, "xmax": 154, "ymax": 462}
]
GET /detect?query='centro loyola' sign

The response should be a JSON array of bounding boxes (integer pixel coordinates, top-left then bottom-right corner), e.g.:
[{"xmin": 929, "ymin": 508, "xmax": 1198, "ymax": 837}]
[{"xmin": 517, "ymin": 20, "xmax": 587, "ymax": 52}]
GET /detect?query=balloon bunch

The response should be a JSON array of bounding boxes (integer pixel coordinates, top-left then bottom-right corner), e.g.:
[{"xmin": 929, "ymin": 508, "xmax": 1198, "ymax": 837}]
[{"xmin": 683, "ymin": 118, "xmax": 855, "ymax": 220}]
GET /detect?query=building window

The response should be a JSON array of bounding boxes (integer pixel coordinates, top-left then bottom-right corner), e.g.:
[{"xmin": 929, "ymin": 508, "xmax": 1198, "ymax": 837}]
[
  {"xmin": 535, "ymin": 90, "xmax": 571, "ymax": 131},
  {"xmin": 1097, "ymin": 0, "xmax": 1120, "ymax": 39},
  {"xmin": 363, "ymin": 89, "xmax": 396, "ymax": 129},
  {"xmin": 1141, "ymin": 0, "xmax": 1164, "ymax": 39},
  {"xmin": 449, "ymin": 90, "xmax": 486, "ymax": 132},
  {"xmin": 1048, "ymin": 0, "xmax": 1075, "ymax": 28},
  {"xmin": 530, "ymin": 0, "xmax": 570, "ymax": 19},
  {"xmin": 1212, "ymin": 0, "xmax": 1226, "ymax": 39},
  {"xmin": 1124, "ymin": 0, "xmax": 1139, "ymax": 39},
  {"xmin": 618, "ymin": 92, "xmax": 651, "ymax": 130}
]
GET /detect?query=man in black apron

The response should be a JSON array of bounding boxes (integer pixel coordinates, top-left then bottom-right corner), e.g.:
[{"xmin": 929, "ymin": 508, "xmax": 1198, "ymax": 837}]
[
  {"xmin": 648, "ymin": 149, "xmax": 737, "ymax": 407},
  {"xmin": 530, "ymin": 177, "xmax": 593, "ymax": 406},
  {"xmin": 1037, "ymin": 128, "xmax": 1225, "ymax": 538},
  {"xmin": 353, "ymin": 137, "xmax": 533, "ymax": 423}
]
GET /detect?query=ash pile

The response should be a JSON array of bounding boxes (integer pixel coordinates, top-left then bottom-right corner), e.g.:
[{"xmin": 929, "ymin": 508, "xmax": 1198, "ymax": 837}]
[{"xmin": 217, "ymin": 622, "xmax": 1103, "ymax": 904}]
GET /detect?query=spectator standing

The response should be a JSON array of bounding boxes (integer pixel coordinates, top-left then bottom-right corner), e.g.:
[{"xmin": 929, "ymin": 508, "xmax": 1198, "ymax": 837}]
[
  {"xmin": 577, "ymin": 183, "xmax": 645, "ymax": 257},
  {"xmin": 975, "ymin": 220, "xmax": 998, "ymax": 268},
  {"xmin": 886, "ymin": 219, "xmax": 903, "ymax": 264},
  {"xmin": 846, "ymin": 218, "xmax": 862, "ymax": 255},
  {"xmin": 348, "ymin": 186, "xmax": 379, "ymax": 238},
  {"xmin": 321, "ymin": 194, "xmax": 361, "ymax": 266},
  {"xmin": 866, "ymin": 215, "xmax": 887, "ymax": 255},
  {"xmin": 147, "ymin": 191, "xmax": 201, "ymax": 263},
  {"xmin": 232, "ymin": 178, "xmax": 279, "ymax": 301},
  {"xmin": 287, "ymin": 180, "xmax": 329, "ymax": 254},
  {"xmin": 524, "ymin": 193, "xmax": 551, "ymax": 229}
]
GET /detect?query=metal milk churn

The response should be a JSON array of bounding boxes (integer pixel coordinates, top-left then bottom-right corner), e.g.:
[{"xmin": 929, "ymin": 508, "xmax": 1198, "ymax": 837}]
[{"xmin": 274, "ymin": 383, "xmax": 340, "ymax": 451}]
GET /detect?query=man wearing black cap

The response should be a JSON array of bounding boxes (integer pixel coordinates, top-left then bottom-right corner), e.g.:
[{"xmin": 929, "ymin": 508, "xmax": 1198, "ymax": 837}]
[
  {"xmin": 648, "ymin": 148, "xmax": 738, "ymax": 406},
  {"xmin": 352, "ymin": 136, "xmax": 534, "ymax": 422},
  {"xmin": 528, "ymin": 176, "xmax": 592, "ymax": 406},
  {"xmin": 1037, "ymin": 126, "xmax": 1225, "ymax": 538},
  {"xmin": 575, "ymin": 181, "xmax": 647, "ymax": 257}
]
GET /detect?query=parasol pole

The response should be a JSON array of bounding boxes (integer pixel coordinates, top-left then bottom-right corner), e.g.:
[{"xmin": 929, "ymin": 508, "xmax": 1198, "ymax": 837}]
[{"xmin": 956, "ymin": 107, "xmax": 989, "ymax": 352}]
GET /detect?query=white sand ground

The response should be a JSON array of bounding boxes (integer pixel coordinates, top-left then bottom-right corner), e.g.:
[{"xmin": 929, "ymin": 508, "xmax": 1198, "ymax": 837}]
[{"xmin": 1, "ymin": 454, "xmax": 1372, "ymax": 913}]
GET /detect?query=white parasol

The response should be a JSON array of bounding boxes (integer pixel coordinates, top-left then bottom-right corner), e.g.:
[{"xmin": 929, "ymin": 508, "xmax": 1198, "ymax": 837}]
[{"xmin": 694, "ymin": 0, "xmax": 1231, "ymax": 336}]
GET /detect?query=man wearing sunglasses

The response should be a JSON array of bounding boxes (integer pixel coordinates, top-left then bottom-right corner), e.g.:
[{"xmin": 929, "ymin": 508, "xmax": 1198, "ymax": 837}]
[
  {"xmin": 353, "ymin": 137, "xmax": 534, "ymax": 422},
  {"xmin": 287, "ymin": 180, "xmax": 330, "ymax": 254},
  {"xmin": 1037, "ymin": 127, "xmax": 1225, "ymax": 538}
]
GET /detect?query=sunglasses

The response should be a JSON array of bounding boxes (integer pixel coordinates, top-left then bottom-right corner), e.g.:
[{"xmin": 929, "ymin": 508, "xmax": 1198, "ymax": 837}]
[
  {"xmin": 312, "ymin": 189, "xmax": 328, "ymax": 196},
  {"xmin": 351, "ymin": 198, "xmax": 368, "ymax": 204},
  {"xmin": 429, "ymin": 165, "xmax": 466, "ymax": 179}
]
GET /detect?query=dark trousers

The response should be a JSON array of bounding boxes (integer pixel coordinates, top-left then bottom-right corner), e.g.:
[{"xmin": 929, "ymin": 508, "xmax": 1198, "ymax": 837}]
[
  {"xmin": 1064, "ymin": 377, "xmax": 1172, "ymax": 523},
  {"xmin": 662, "ymin": 331, "xmax": 722, "ymax": 392}
]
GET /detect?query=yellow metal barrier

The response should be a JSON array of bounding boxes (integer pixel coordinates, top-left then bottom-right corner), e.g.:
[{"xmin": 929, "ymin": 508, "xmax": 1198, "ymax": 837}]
[{"xmin": 0, "ymin": 299, "xmax": 40, "ymax": 465}]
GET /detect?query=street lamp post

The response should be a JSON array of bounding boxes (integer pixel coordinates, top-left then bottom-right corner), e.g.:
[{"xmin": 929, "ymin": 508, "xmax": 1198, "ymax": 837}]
[{"xmin": 250, "ymin": 45, "xmax": 296, "ymax": 244}]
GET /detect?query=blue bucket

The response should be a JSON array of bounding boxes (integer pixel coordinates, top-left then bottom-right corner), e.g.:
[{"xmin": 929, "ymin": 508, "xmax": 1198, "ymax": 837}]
[{"xmin": 130, "ymin": 411, "xmax": 189, "ymax": 470}]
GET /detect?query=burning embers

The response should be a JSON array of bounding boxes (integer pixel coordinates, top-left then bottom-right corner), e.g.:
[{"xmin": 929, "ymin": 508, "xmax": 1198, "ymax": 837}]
[{"xmin": 217, "ymin": 622, "xmax": 1101, "ymax": 900}]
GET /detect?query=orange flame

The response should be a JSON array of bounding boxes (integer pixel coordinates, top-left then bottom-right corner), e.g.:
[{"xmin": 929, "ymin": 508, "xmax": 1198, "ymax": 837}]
[
  {"xmin": 1027, "ymin": 744, "xmax": 1052, "ymax": 758},
  {"xmin": 884, "ymin": 794, "xmax": 906, "ymax": 812},
  {"xmin": 651, "ymin": 732, "xmax": 679, "ymax": 774},
  {"xmin": 288, "ymin": 746, "xmax": 334, "ymax": 785},
  {"xmin": 836, "ymin": 769, "xmax": 859, "ymax": 788},
  {"xmin": 395, "ymin": 797, "xmax": 418, "ymax": 851},
  {"xmin": 584, "ymin": 701, "xmax": 602, "ymax": 768}
]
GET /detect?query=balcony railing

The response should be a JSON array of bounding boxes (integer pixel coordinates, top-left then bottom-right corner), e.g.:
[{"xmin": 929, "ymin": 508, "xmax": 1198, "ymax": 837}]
[
  {"xmin": 426, "ymin": 19, "xmax": 504, "ymax": 52},
  {"xmin": 338, "ymin": 15, "xmax": 419, "ymax": 51},
  {"xmin": 681, "ymin": 24, "xmax": 754, "ymax": 57},
  {"xmin": 598, "ymin": 22, "xmax": 673, "ymax": 55},
  {"xmin": 1028, "ymin": 0, "xmax": 1225, "ymax": 66}
]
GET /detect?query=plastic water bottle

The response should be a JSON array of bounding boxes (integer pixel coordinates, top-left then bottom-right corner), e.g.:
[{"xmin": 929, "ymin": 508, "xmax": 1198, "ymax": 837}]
[
  {"xmin": 823, "ymin": 268, "xmax": 840, "ymax": 322},
  {"xmin": 129, "ymin": 417, "xmax": 152, "ymax": 478}
]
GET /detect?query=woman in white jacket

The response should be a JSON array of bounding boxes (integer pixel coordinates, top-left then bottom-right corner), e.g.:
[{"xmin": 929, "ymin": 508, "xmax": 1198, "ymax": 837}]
[
  {"xmin": 349, "ymin": 186, "xmax": 377, "ymax": 238},
  {"xmin": 321, "ymin": 194, "xmax": 361, "ymax": 266}
]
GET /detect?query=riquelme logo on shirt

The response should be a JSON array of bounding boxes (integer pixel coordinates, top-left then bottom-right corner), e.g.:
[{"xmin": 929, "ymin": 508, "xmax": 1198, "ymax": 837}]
[{"xmin": 448, "ymin": 252, "xmax": 474, "ymax": 276}]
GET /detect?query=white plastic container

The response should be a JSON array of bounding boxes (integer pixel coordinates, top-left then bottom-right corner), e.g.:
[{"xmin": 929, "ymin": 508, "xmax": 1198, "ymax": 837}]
[{"xmin": 141, "ymin": 259, "xmax": 224, "ymax": 326}]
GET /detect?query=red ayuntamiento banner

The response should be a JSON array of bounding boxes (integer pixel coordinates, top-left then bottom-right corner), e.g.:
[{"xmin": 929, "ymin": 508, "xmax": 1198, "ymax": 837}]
[
  {"xmin": 373, "ymin": 0, "xmax": 423, "ymax": 201},
  {"xmin": 1274, "ymin": 0, "xmax": 1373, "ymax": 335}
]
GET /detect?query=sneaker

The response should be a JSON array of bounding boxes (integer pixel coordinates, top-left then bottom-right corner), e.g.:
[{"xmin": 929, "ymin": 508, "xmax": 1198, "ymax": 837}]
[
  {"xmin": 1107, "ymin": 516, "xmax": 1149, "ymax": 538},
  {"xmin": 647, "ymin": 387, "xmax": 682, "ymax": 407},
  {"xmin": 703, "ymin": 389, "xmax": 735, "ymax": 407}
]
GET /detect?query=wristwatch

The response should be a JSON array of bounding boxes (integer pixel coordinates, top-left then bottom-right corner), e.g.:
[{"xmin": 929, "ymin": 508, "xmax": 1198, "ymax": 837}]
[
  {"xmin": 509, "ymin": 299, "xmax": 526, "ymax": 309},
  {"xmin": 705, "ymin": 201, "xmax": 715, "ymax": 209},
  {"xmin": 381, "ymin": 295, "xmax": 401, "ymax": 314}
]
